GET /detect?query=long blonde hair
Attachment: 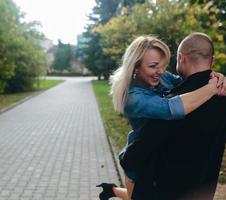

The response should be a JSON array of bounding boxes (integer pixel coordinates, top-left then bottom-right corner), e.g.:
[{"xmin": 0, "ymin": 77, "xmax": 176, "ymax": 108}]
[{"xmin": 110, "ymin": 35, "xmax": 171, "ymax": 113}]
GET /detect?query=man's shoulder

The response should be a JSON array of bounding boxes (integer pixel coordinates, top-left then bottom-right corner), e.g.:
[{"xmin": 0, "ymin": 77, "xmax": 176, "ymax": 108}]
[
  {"xmin": 185, "ymin": 95, "xmax": 226, "ymax": 124},
  {"xmin": 210, "ymin": 95, "xmax": 226, "ymax": 108},
  {"xmin": 213, "ymin": 95, "xmax": 226, "ymax": 114}
]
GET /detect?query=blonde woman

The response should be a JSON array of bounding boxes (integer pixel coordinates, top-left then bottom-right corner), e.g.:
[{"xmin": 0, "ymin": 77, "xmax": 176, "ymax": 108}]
[{"xmin": 97, "ymin": 35, "xmax": 223, "ymax": 200}]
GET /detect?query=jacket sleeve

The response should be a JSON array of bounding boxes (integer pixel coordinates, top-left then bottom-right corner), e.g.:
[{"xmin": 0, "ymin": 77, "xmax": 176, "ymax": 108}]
[
  {"xmin": 125, "ymin": 91, "xmax": 184, "ymax": 120},
  {"xmin": 160, "ymin": 71, "xmax": 182, "ymax": 88}
]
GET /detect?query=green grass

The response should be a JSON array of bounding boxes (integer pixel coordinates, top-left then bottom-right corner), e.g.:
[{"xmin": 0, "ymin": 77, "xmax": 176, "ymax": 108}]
[
  {"xmin": 219, "ymin": 173, "xmax": 226, "ymax": 184},
  {"xmin": 0, "ymin": 78, "xmax": 64, "ymax": 112},
  {"xmin": 0, "ymin": 92, "xmax": 34, "ymax": 111},
  {"xmin": 33, "ymin": 78, "xmax": 64, "ymax": 90},
  {"xmin": 92, "ymin": 80, "xmax": 131, "ymax": 151},
  {"xmin": 219, "ymin": 152, "xmax": 226, "ymax": 184}
]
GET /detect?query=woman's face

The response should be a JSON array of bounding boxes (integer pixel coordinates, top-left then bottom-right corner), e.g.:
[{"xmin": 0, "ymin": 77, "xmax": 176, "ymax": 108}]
[{"xmin": 136, "ymin": 48, "xmax": 167, "ymax": 87}]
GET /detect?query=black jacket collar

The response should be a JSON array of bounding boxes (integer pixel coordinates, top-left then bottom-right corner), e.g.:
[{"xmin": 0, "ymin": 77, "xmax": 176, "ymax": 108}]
[{"xmin": 170, "ymin": 70, "xmax": 212, "ymax": 95}]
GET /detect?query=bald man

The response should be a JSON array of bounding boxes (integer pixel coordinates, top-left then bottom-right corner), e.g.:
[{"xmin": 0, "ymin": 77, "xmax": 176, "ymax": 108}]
[{"xmin": 120, "ymin": 33, "xmax": 226, "ymax": 200}]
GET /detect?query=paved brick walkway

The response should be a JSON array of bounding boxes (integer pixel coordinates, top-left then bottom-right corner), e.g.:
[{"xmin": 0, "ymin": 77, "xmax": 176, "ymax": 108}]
[
  {"xmin": 214, "ymin": 184, "xmax": 226, "ymax": 200},
  {"xmin": 0, "ymin": 77, "xmax": 120, "ymax": 200}
]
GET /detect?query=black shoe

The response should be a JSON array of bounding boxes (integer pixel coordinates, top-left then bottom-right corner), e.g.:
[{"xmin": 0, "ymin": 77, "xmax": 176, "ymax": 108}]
[{"xmin": 96, "ymin": 183, "xmax": 117, "ymax": 200}]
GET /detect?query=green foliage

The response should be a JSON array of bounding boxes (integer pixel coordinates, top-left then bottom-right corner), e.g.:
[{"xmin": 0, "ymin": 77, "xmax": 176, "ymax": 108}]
[
  {"xmin": 91, "ymin": 0, "xmax": 120, "ymax": 24},
  {"xmin": 76, "ymin": 31, "xmax": 104, "ymax": 79},
  {"xmin": 0, "ymin": 0, "xmax": 19, "ymax": 92},
  {"xmin": 51, "ymin": 40, "xmax": 73, "ymax": 71},
  {"xmin": 117, "ymin": 0, "xmax": 145, "ymax": 12},
  {"xmin": 76, "ymin": 0, "xmax": 146, "ymax": 79},
  {"xmin": 95, "ymin": 0, "xmax": 226, "ymax": 73},
  {"xmin": 77, "ymin": 0, "xmax": 226, "ymax": 78},
  {"xmin": 6, "ymin": 23, "xmax": 47, "ymax": 93},
  {"xmin": 94, "ymin": 11, "xmax": 137, "ymax": 65},
  {"xmin": 92, "ymin": 80, "xmax": 130, "ymax": 150},
  {"xmin": 0, "ymin": 92, "xmax": 33, "ymax": 111},
  {"xmin": 77, "ymin": 30, "xmax": 116, "ymax": 79},
  {"xmin": 190, "ymin": 0, "xmax": 226, "ymax": 73},
  {"xmin": 0, "ymin": 0, "xmax": 47, "ymax": 93},
  {"xmin": 88, "ymin": 0, "xmax": 123, "ymax": 78}
]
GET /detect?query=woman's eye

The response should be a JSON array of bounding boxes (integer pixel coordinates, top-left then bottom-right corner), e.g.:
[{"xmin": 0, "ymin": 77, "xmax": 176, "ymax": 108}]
[{"xmin": 149, "ymin": 65, "xmax": 156, "ymax": 68}]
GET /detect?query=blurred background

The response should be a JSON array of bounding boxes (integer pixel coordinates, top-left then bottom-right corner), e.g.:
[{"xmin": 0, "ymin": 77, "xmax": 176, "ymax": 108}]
[{"xmin": 0, "ymin": 0, "xmax": 226, "ymax": 94}]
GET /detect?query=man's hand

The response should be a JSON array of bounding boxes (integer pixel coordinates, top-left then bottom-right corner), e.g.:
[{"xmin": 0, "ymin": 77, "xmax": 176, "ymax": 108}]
[{"xmin": 218, "ymin": 78, "xmax": 226, "ymax": 96}]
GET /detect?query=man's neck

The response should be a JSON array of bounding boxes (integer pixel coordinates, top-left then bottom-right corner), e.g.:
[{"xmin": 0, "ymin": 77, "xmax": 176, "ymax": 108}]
[
  {"xmin": 184, "ymin": 65, "xmax": 211, "ymax": 78},
  {"xmin": 169, "ymin": 69, "xmax": 212, "ymax": 96}
]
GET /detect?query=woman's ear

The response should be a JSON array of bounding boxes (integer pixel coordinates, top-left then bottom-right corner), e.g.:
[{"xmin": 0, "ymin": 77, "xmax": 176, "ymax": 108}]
[{"xmin": 133, "ymin": 68, "xmax": 139, "ymax": 80}]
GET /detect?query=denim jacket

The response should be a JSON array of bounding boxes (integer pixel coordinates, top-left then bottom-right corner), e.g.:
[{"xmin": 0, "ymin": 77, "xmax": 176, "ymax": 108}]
[{"xmin": 124, "ymin": 71, "xmax": 184, "ymax": 144}]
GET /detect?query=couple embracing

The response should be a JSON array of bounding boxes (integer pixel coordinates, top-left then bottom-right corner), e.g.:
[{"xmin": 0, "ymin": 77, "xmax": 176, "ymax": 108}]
[{"xmin": 97, "ymin": 32, "xmax": 226, "ymax": 200}]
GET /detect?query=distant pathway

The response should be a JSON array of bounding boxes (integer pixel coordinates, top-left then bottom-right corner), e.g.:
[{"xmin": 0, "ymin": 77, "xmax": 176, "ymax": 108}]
[{"xmin": 0, "ymin": 77, "xmax": 120, "ymax": 200}]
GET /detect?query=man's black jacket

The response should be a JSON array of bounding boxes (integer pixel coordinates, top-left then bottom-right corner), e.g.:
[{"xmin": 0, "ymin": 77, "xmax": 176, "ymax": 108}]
[{"xmin": 120, "ymin": 70, "xmax": 226, "ymax": 200}]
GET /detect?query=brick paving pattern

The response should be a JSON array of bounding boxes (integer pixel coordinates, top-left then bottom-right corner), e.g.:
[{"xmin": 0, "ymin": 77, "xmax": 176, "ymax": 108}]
[{"xmin": 0, "ymin": 77, "xmax": 120, "ymax": 200}]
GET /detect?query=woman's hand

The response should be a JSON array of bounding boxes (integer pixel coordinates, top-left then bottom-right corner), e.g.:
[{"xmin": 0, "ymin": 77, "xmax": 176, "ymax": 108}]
[
  {"xmin": 208, "ymin": 76, "xmax": 220, "ymax": 95},
  {"xmin": 210, "ymin": 71, "xmax": 226, "ymax": 96}
]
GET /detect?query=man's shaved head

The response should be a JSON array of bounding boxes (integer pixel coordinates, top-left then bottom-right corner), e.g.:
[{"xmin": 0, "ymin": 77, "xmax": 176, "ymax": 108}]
[{"xmin": 178, "ymin": 32, "xmax": 214, "ymax": 65}]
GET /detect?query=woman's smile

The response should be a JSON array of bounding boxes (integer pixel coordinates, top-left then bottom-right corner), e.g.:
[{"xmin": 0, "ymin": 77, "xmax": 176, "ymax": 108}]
[{"xmin": 136, "ymin": 48, "xmax": 166, "ymax": 87}]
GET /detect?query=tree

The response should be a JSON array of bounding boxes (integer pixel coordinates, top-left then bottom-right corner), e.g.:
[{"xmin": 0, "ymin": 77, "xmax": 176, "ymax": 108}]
[
  {"xmin": 76, "ymin": 0, "xmax": 148, "ymax": 79},
  {"xmin": 76, "ymin": 0, "xmax": 121, "ymax": 79},
  {"xmin": 95, "ymin": 0, "xmax": 226, "ymax": 73},
  {"xmin": 5, "ymin": 21, "xmax": 47, "ymax": 93},
  {"xmin": 0, "ymin": 0, "xmax": 47, "ymax": 93},
  {"xmin": 51, "ymin": 40, "xmax": 73, "ymax": 71},
  {"xmin": 118, "ymin": 0, "xmax": 145, "ymax": 10},
  {"xmin": 94, "ymin": 10, "xmax": 137, "ymax": 65},
  {"xmin": 76, "ymin": 30, "xmax": 106, "ymax": 79},
  {"xmin": 91, "ymin": 0, "xmax": 120, "ymax": 24},
  {"xmin": 0, "ymin": 0, "xmax": 20, "ymax": 92}
]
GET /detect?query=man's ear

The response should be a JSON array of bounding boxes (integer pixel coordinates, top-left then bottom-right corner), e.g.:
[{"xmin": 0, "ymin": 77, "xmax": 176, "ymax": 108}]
[{"xmin": 178, "ymin": 52, "xmax": 185, "ymax": 65}]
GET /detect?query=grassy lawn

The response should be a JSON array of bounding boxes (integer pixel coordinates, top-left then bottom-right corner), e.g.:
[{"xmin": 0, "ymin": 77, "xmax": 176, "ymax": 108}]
[
  {"xmin": 33, "ymin": 78, "xmax": 64, "ymax": 90},
  {"xmin": 219, "ymin": 151, "xmax": 226, "ymax": 184},
  {"xmin": 0, "ymin": 78, "xmax": 64, "ymax": 112},
  {"xmin": 92, "ymin": 80, "xmax": 131, "ymax": 151}
]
